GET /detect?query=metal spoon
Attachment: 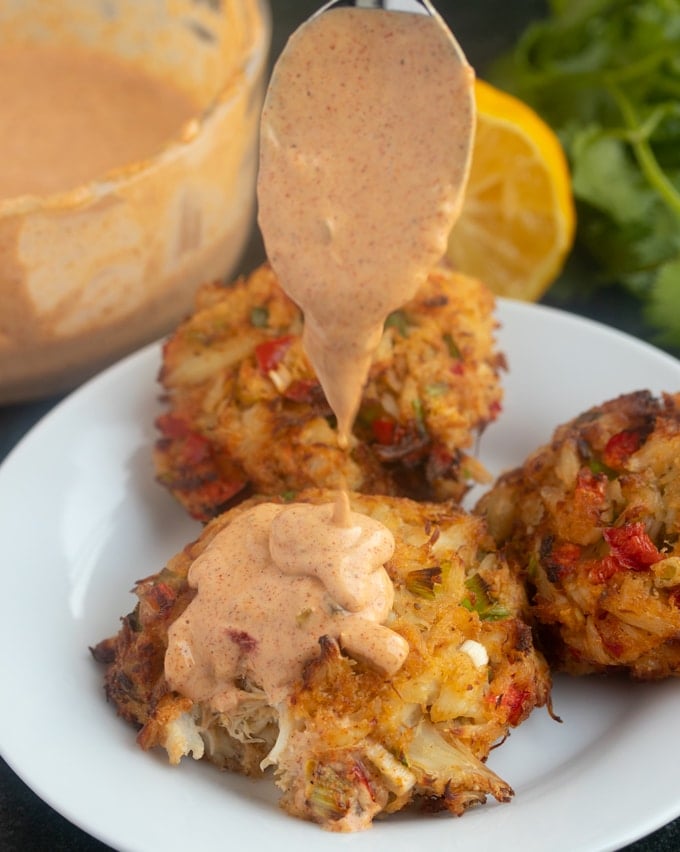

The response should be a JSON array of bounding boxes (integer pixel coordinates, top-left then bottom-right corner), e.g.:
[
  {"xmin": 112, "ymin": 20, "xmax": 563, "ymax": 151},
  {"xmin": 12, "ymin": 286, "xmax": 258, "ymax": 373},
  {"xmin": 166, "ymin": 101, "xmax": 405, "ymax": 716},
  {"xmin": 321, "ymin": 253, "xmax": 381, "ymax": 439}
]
[
  {"xmin": 315, "ymin": 0, "xmax": 433, "ymax": 16},
  {"xmin": 312, "ymin": 0, "xmax": 467, "ymax": 62}
]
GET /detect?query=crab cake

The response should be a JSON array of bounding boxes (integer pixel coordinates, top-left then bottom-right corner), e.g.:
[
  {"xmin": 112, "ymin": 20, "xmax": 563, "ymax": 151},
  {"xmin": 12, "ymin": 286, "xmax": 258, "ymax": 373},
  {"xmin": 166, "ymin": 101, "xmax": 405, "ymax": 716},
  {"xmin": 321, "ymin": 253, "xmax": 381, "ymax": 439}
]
[
  {"xmin": 92, "ymin": 490, "xmax": 550, "ymax": 832},
  {"xmin": 476, "ymin": 391, "xmax": 680, "ymax": 680},
  {"xmin": 153, "ymin": 263, "xmax": 504, "ymax": 521}
]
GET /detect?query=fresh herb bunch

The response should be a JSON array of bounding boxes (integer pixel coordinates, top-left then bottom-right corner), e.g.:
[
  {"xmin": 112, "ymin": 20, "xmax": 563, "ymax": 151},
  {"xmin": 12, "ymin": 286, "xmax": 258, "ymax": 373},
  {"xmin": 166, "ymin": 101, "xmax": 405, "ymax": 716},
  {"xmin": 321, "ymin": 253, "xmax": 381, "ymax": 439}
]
[{"xmin": 490, "ymin": 0, "xmax": 680, "ymax": 346}]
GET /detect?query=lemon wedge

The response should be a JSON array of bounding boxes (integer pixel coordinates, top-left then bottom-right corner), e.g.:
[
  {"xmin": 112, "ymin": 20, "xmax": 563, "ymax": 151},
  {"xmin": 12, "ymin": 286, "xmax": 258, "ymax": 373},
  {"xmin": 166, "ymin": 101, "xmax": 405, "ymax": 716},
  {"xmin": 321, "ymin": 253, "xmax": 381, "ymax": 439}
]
[{"xmin": 447, "ymin": 79, "xmax": 576, "ymax": 301}]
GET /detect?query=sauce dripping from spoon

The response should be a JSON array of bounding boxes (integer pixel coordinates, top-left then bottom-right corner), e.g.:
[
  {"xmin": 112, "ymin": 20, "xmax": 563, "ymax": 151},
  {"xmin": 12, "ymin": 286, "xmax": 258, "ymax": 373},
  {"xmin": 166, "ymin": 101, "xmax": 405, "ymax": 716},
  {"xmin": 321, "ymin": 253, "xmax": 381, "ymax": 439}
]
[
  {"xmin": 165, "ymin": 4, "xmax": 475, "ymax": 709},
  {"xmin": 258, "ymin": 4, "xmax": 474, "ymax": 447}
]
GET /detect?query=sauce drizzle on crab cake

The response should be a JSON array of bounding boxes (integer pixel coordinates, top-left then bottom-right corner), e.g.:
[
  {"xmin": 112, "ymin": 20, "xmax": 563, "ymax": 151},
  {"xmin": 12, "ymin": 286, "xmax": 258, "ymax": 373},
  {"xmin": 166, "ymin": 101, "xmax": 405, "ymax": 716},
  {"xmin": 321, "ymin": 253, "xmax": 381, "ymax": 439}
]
[
  {"xmin": 93, "ymin": 490, "xmax": 551, "ymax": 831},
  {"xmin": 164, "ymin": 497, "xmax": 409, "ymax": 713}
]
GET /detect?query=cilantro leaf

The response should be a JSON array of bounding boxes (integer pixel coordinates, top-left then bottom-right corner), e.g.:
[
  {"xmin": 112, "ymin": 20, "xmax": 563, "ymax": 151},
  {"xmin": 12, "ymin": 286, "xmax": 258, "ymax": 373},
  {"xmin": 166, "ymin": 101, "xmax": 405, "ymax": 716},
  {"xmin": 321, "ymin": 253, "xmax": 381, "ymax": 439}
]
[{"xmin": 489, "ymin": 0, "xmax": 680, "ymax": 346}]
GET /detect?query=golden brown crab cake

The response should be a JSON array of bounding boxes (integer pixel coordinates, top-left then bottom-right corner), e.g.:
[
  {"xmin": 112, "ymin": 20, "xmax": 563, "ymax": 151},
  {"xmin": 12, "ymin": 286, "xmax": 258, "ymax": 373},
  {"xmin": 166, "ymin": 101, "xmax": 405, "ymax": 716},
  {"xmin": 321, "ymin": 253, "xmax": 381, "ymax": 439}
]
[
  {"xmin": 476, "ymin": 391, "xmax": 680, "ymax": 680},
  {"xmin": 153, "ymin": 263, "xmax": 504, "ymax": 521},
  {"xmin": 93, "ymin": 490, "xmax": 550, "ymax": 832}
]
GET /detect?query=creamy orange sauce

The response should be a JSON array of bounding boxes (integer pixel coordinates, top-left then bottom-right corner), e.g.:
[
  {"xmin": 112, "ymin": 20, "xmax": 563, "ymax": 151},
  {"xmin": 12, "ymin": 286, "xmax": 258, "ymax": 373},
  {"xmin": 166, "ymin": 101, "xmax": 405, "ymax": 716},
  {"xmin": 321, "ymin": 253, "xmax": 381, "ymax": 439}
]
[
  {"xmin": 165, "ymin": 7, "xmax": 474, "ymax": 711},
  {"xmin": 0, "ymin": 44, "xmax": 198, "ymax": 199},
  {"xmin": 258, "ymin": 7, "xmax": 474, "ymax": 444},
  {"xmin": 165, "ymin": 501, "xmax": 408, "ymax": 710}
]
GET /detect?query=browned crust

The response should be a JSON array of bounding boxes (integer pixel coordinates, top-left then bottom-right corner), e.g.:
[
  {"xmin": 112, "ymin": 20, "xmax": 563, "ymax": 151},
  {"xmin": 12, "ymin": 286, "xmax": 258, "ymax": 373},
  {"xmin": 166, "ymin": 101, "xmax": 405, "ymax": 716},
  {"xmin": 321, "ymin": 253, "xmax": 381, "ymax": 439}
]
[
  {"xmin": 153, "ymin": 263, "xmax": 504, "ymax": 521},
  {"xmin": 476, "ymin": 391, "xmax": 680, "ymax": 679}
]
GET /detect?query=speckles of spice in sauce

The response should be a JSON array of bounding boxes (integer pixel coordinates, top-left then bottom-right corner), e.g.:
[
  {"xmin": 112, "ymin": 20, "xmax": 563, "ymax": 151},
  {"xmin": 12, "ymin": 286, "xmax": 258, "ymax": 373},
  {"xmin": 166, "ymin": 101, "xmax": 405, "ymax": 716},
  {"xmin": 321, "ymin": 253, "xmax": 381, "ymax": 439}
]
[
  {"xmin": 258, "ymin": 8, "xmax": 474, "ymax": 445},
  {"xmin": 165, "ymin": 501, "xmax": 408, "ymax": 710},
  {"xmin": 166, "ymin": 7, "xmax": 474, "ymax": 709}
]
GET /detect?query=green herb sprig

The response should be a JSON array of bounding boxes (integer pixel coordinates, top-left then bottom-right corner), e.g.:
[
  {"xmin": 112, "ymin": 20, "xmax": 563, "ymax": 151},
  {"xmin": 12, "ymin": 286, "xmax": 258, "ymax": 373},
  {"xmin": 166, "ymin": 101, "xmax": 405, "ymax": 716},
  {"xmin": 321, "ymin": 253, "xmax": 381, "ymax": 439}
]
[{"xmin": 491, "ymin": 0, "xmax": 680, "ymax": 347}]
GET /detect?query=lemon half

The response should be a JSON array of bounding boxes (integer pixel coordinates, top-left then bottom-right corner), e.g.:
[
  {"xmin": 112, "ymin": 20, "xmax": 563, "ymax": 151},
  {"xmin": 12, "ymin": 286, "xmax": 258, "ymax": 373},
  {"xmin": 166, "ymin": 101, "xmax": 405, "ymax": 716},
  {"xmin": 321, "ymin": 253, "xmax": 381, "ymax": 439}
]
[{"xmin": 447, "ymin": 79, "xmax": 576, "ymax": 301}]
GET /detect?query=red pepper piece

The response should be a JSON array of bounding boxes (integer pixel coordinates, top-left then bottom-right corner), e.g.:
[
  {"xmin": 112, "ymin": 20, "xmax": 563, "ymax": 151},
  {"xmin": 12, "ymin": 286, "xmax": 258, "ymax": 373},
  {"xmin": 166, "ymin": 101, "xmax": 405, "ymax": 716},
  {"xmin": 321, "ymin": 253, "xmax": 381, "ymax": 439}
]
[
  {"xmin": 371, "ymin": 417, "xmax": 396, "ymax": 445},
  {"xmin": 588, "ymin": 557, "xmax": 619, "ymax": 584},
  {"xmin": 603, "ymin": 522, "xmax": 661, "ymax": 571},
  {"xmin": 226, "ymin": 629, "xmax": 258, "ymax": 653},
  {"xmin": 590, "ymin": 523, "xmax": 660, "ymax": 583},
  {"xmin": 156, "ymin": 413, "xmax": 210, "ymax": 464},
  {"xmin": 499, "ymin": 683, "xmax": 531, "ymax": 726},
  {"xmin": 254, "ymin": 335, "xmax": 294, "ymax": 374},
  {"xmin": 602, "ymin": 430, "xmax": 641, "ymax": 469},
  {"xmin": 283, "ymin": 378, "xmax": 322, "ymax": 403}
]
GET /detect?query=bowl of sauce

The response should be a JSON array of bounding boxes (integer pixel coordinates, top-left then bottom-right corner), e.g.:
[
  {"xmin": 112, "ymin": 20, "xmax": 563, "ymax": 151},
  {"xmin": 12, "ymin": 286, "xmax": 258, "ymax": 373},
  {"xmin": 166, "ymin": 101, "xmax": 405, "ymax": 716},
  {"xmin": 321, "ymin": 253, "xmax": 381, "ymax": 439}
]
[{"xmin": 0, "ymin": 0, "xmax": 270, "ymax": 402}]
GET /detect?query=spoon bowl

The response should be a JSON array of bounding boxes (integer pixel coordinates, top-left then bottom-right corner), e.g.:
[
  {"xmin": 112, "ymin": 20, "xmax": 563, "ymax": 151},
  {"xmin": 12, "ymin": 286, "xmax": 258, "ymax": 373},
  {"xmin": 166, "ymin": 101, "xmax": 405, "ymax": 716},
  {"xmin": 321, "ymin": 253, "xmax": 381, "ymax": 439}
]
[{"xmin": 258, "ymin": 0, "xmax": 475, "ymax": 441}]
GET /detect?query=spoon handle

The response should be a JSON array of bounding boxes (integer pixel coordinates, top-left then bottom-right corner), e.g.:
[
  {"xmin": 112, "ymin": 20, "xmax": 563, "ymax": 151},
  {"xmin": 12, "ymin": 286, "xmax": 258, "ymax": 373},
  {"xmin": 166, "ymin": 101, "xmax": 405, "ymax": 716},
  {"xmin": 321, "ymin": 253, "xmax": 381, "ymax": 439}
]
[{"xmin": 316, "ymin": 0, "xmax": 434, "ymax": 16}]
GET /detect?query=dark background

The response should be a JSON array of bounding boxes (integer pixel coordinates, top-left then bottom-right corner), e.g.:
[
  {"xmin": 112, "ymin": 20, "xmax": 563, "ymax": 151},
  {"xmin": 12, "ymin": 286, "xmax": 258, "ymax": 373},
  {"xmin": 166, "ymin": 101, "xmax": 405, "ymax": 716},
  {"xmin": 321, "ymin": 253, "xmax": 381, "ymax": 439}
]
[{"xmin": 1, "ymin": 1, "xmax": 679, "ymax": 850}]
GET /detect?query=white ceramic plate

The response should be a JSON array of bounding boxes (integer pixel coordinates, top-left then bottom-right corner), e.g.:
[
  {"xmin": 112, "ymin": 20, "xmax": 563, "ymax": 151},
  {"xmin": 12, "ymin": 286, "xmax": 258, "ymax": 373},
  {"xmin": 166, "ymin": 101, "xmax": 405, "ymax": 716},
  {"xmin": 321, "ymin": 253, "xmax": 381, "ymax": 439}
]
[{"xmin": 1, "ymin": 300, "xmax": 680, "ymax": 852}]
